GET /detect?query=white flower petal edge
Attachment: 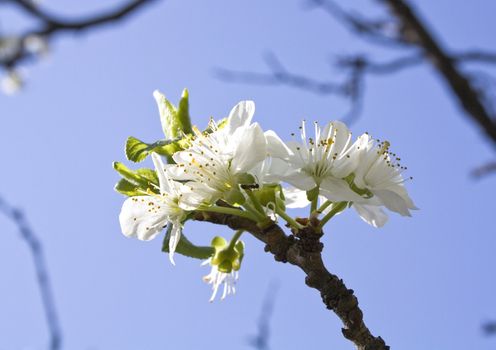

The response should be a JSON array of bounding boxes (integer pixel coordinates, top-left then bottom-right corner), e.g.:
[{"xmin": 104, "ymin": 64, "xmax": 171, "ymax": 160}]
[
  {"xmin": 119, "ymin": 153, "xmax": 199, "ymax": 265},
  {"xmin": 169, "ymin": 101, "xmax": 266, "ymax": 202},
  {"xmin": 353, "ymin": 203, "xmax": 388, "ymax": 228},
  {"xmin": 265, "ymin": 121, "xmax": 362, "ymax": 202},
  {"xmin": 202, "ymin": 258, "xmax": 239, "ymax": 302},
  {"xmin": 353, "ymin": 134, "xmax": 417, "ymax": 217}
]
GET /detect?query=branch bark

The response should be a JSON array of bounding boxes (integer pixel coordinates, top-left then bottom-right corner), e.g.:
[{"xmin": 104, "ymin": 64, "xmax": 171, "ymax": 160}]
[{"xmin": 194, "ymin": 210, "xmax": 389, "ymax": 350}]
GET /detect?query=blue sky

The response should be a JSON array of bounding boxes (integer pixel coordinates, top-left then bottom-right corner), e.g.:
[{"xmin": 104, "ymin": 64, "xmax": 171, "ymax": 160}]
[{"xmin": 1, "ymin": 0, "xmax": 496, "ymax": 349}]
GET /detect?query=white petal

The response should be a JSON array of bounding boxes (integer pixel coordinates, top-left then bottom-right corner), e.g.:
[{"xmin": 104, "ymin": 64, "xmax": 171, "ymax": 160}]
[
  {"xmin": 265, "ymin": 130, "xmax": 293, "ymax": 159},
  {"xmin": 283, "ymin": 170, "xmax": 317, "ymax": 191},
  {"xmin": 320, "ymin": 177, "xmax": 363, "ymax": 202},
  {"xmin": 168, "ymin": 222, "xmax": 182, "ymax": 265},
  {"xmin": 119, "ymin": 196, "xmax": 168, "ymax": 241},
  {"xmin": 373, "ymin": 189, "xmax": 412, "ymax": 216},
  {"xmin": 151, "ymin": 153, "xmax": 172, "ymax": 193},
  {"xmin": 353, "ymin": 203, "xmax": 388, "ymax": 228},
  {"xmin": 231, "ymin": 123, "xmax": 267, "ymax": 173},
  {"xmin": 224, "ymin": 100, "xmax": 255, "ymax": 135}
]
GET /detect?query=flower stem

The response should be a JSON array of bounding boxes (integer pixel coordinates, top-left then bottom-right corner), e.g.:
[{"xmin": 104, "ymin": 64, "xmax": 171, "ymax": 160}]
[
  {"xmin": 197, "ymin": 206, "xmax": 257, "ymax": 221},
  {"xmin": 243, "ymin": 202, "xmax": 267, "ymax": 222},
  {"xmin": 227, "ymin": 230, "xmax": 244, "ymax": 250},
  {"xmin": 310, "ymin": 197, "xmax": 318, "ymax": 214},
  {"xmin": 275, "ymin": 206, "xmax": 304, "ymax": 229},
  {"xmin": 318, "ymin": 202, "xmax": 348, "ymax": 230},
  {"xmin": 316, "ymin": 200, "xmax": 332, "ymax": 215}
]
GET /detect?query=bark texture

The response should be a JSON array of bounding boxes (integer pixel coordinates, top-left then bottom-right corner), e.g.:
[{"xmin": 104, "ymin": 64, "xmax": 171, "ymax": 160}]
[{"xmin": 194, "ymin": 211, "xmax": 389, "ymax": 350}]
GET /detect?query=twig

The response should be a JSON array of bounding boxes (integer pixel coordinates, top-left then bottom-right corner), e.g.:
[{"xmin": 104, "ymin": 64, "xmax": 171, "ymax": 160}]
[
  {"xmin": 248, "ymin": 281, "xmax": 279, "ymax": 350},
  {"xmin": 470, "ymin": 161, "xmax": 496, "ymax": 179},
  {"xmin": 482, "ymin": 321, "xmax": 496, "ymax": 336},
  {"xmin": 215, "ymin": 52, "xmax": 422, "ymax": 124},
  {"xmin": 1, "ymin": 0, "xmax": 160, "ymax": 68},
  {"xmin": 0, "ymin": 195, "xmax": 62, "ymax": 350}
]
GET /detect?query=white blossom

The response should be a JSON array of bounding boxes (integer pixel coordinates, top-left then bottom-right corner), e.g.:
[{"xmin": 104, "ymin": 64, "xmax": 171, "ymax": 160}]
[
  {"xmin": 169, "ymin": 101, "xmax": 266, "ymax": 204},
  {"xmin": 1, "ymin": 70, "xmax": 23, "ymax": 95},
  {"xmin": 352, "ymin": 134, "xmax": 417, "ymax": 218},
  {"xmin": 202, "ymin": 258, "xmax": 239, "ymax": 302},
  {"xmin": 265, "ymin": 121, "xmax": 364, "ymax": 202},
  {"xmin": 119, "ymin": 153, "xmax": 201, "ymax": 265}
]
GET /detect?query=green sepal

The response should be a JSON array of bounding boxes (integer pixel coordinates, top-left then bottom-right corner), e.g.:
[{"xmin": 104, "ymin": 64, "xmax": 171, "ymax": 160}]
[
  {"xmin": 257, "ymin": 185, "xmax": 286, "ymax": 211},
  {"xmin": 237, "ymin": 173, "xmax": 256, "ymax": 185},
  {"xmin": 225, "ymin": 188, "xmax": 246, "ymax": 206},
  {"xmin": 344, "ymin": 173, "xmax": 373, "ymax": 198},
  {"xmin": 161, "ymin": 224, "xmax": 215, "ymax": 260},
  {"xmin": 211, "ymin": 236, "xmax": 228, "ymax": 249}
]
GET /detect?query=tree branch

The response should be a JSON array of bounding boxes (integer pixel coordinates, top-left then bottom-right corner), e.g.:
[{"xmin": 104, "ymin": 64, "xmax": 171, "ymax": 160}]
[
  {"xmin": 483, "ymin": 321, "xmax": 496, "ymax": 336},
  {"xmin": 306, "ymin": 0, "xmax": 407, "ymax": 48},
  {"xmin": 1, "ymin": 0, "xmax": 160, "ymax": 68},
  {"xmin": 248, "ymin": 281, "xmax": 279, "ymax": 350},
  {"xmin": 376, "ymin": 0, "xmax": 496, "ymax": 146},
  {"xmin": 215, "ymin": 52, "xmax": 422, "ymax": 124},
  {"xmin": 194, "ymin": 211, "xmax": 389, "ymax": 350},
  {"xmin": 0, "ymin": 196, "xmax": 62, "ymax": 350}
]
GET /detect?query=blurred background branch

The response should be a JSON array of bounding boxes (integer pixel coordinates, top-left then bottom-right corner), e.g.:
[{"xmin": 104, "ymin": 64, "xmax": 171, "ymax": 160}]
[
  {"xmin": 247, "ymin": 281, "xmax": 279, "ymax": 350},
  {"xmin": 0, "ymin": 0, "xmax": 160, "ymax": 92},
  {"xmin": 217, "ymin": 0, "xmax": 496, "ymax": 175},
  {"xmin": 0, "ymin": 195, "xmax": 62, "ymax": 350},
  {"xmin": 482, "ymin": 321, "xmax": 496, "ymax": 336}
]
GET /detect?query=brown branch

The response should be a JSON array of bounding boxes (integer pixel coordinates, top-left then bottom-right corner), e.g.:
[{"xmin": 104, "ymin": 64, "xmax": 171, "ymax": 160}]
[
  {"xmin": 194, "ymin": 210, "xmax": 389, "ymax": 350},
  {"xmin": 0, "ymin": 196, "xmax": 62, "ymax": 350}
]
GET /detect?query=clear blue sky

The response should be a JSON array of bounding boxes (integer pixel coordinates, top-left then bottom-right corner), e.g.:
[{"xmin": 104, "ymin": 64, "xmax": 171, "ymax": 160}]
[{"xmin": 1, "ymin": 0, "xmax": 496, "ymax": 349}]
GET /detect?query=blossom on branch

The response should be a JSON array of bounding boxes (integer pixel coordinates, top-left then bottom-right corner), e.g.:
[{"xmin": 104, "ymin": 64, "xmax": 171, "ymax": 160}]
[{"xmin": 114, "ymin": 89, "xmax": 416, "ymax": 301}]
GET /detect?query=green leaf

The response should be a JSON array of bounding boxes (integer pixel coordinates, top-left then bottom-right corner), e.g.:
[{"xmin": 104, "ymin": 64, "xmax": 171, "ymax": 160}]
[
  {"xmin": 154, "ymin": 90, "xmax": 179, "ymax": 139},
  {"xmin": 162, "ymin": 225, "xmax": 215, "ymax": 260},
  {"xmin": 176, "ymin": 88, "xmax": 192, "ymax": 135},
  {"xmin": 125, "ymin": 136, "xmax": 176, "ymax": 163},
  {"xmin": 114, "ymin": 178, "xmax": 144, "ymax": 197},
  {"xmin": 113, "ymin": 162, "xmax": 159, "ymax": 196}
]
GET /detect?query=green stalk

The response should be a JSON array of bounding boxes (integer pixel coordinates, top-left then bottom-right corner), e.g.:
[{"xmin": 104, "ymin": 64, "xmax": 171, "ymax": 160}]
[
  {"xmin": 197, "ymin": 205, "xmax": 257, "ymax": 221},
  {"xmin": 318, "ymin": 202, "xmax": 348, "ymax": 230},
  {"xmin": 310, "ymin": 197, "xmax": 318, "ymax": 214},
  {"xmin": 244, "ymin": 188, "xmax": 266, "ymax": 216},
  {"xmin": 227, "ymin": 230, "xmax": 244, "ymax": 250},
  {"xmin": 243, "ymin": 202, "xmax": 267, "ymax": 222},
  {"xmin": 275, "ymin": 206, "xmax": 304, "ymax": 229},
  {"xmin": 316, "ymin": 200, "xmax": 332, "ymax": 215}
]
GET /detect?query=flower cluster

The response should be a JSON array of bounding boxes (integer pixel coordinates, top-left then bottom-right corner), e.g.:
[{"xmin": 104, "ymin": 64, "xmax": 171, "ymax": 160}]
[{"xmin": 115, "ymin": 90, "xmax": 416, "ymax": 302}]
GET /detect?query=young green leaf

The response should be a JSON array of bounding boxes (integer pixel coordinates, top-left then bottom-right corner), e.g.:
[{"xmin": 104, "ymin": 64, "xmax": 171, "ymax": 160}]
[{"xmin": 125, "ymin": 136, "xmax": 176, "ymax": 163}]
